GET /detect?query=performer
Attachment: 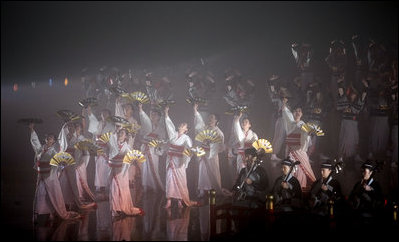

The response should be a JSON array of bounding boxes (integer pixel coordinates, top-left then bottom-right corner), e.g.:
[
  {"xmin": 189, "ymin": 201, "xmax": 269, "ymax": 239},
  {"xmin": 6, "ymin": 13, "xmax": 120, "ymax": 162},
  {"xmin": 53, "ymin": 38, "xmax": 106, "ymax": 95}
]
[
  {"xmin": 193, "ymin": 103, "xmax": 225, "ymax": 197},
  {"xmin": 367, "ymin": 86, "xmax": 390, "ymax": 160},
  {"xmin": 223, "ymin": 147, "xmax": 268, "ymax": 209},
  {"xmin": 85, "ymin": 105, "xmax": 115, "ymax": 194},
  {"xmin": 291, "ymin": 42, "xmax": 314, "ymax": 93},
  {"xmin": 325, "ymin": 40, "xmax": 347, "ymax": 103},
  {"xmin": 138, "ymin": 102, "xmax": 166, "ymax": 192},
  {"xmin": 108, "ymin": 128, "xmax": 144, "ymax": 217},
  {"xmin": 58, "ymin": 121, "xmax": 96, "ymax": 209},
  {"xmin": 281, "ymin": 99, "xmax": 316, "ymax": 190},
  {"xmin": 266, "ymin": 75, "xmax": 287, "ymax": 162},
  {"xmin": 115, "ymin": 97, "xmax": 141, "ymax": 189},
  {"xmin": 231, "ymin": 112, "xmax": 258, "ymax": 174},
  {"xmin": 336, "ymin": 82, "xmax": 368, "ymax": 163},
  {"xmin": 163, "ymin": 105, "xmax": 198, "ymax": 208},
  {"xmin": 303, "ymin": 82, "xmax": 329, "ymax": 161},
  {"xmin": 348, "ymin": 160, "xmax": 384, "ymax": 217},
  {"xmin": 271, "ymin": 158, "xmax": 303, "ymax": 212},
  {"xmin": 29, "ymin": 123, "xmax": 80, "ymax": 221},
  {"xmin": 309, "ymin": 160, "xmax": 343, "ymax": 216}
]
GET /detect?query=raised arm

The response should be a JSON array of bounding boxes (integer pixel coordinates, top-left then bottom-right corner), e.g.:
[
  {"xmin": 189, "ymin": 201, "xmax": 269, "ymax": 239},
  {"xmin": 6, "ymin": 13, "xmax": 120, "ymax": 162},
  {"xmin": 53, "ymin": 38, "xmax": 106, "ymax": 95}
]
[
  {"xmin": 29, "ymin": 123, "xmax": 42, "ymax": 154},
  {"xmin": 281, "ymin": 105, "xmax": 299, "ymax": 135},
  {"xmin": 164, "ymin": 106, "xmax": 177, "ymax": 141},
  {"xmin": 115, "ymin": 96, "xmax": 125, "ymax": 117},
  {"xmin": 58, "ymin": 122, "xmax": 69, "ymax": 152},
  {"xmin": 193, "ymin": 103, "xmax": 205, "ymax": 133},
  {"xmin": 233, "ymin": 113, "xmax": 244, "ymax": 143},
  {"xmin": 86, "ymin": 106, "xmax": 100, "ymax": 136},
  {"xmin": 138, "ymin": 103, "xmax": 152, "ymax": 136}
]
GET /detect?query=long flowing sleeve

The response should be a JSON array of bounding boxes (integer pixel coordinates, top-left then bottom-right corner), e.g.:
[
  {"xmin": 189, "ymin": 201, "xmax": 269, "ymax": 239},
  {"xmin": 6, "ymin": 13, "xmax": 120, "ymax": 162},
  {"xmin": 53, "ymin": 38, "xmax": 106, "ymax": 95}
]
[
  {"xmin": 108, "ymin": 133, "xmax": 119, "ymax": 160},
  {"xmin": 282, "ymin": 106, "xmax": 300, "ymax": 135},
  {"xmin": 233, "ymin": 117, "xmax": 244, "ymax": 144},
  {"xmin": 139, "ymin": 110, "xmax": 152, "ymax": 136},
  {"xmin": 87, "ymin": 113, "xmax": 100, "ymax": 136},
  {"xmin": 183, "ymin": 135, "xmax": 193, "ymax": 169},
  {"xmin": 30, "ymin": 130, "xmax": 42, "ymax": 154},
  {"xmin": 291, "ymin": 47, "xmax": 299, "ymax": 63},
  {"xmin": 165, "ymin": 115, "xmax": 177, "ymax": 141},
  {"xmin": 194, "ymin": 110, "xmax": 205, "ymax": 134},
  {"xmin": 115, "ymin": 98, "xmax": 125, "ymax": 117},
  {"xmin": 58, "ymin": 123, "xmax": 69, "ymax": 152}
]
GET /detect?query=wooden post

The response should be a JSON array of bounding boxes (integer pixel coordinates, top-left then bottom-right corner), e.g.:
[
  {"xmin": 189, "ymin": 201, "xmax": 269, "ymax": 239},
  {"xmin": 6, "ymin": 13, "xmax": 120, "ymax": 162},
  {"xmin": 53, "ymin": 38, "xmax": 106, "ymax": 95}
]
[{"xmin": 209, "ymin": 189, "xmax": 216, "ymax": 238}]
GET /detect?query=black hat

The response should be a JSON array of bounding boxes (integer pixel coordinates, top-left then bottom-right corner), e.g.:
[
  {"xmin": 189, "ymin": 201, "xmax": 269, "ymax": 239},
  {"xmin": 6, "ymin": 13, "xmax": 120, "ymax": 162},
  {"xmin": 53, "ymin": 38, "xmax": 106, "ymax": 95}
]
[
  {"xmin": 281, "ymin": 157, "xmax": 300, "ymax": 167},
  {"xmin": 244, "ymin": 147, "xmax": 257, "ymax": 157},
  {"xmin": 321, "ymin": 161, "xmax": 333, "ymax": 170},
  {"xmin": 361, "ymin": 160, "xmax": 377, "ymax": 171}
]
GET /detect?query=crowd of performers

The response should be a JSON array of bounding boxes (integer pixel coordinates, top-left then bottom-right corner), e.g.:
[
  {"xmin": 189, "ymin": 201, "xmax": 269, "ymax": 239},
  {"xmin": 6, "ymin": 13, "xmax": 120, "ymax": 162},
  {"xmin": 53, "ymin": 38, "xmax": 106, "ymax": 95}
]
[{"xmin": 28, "ymin": 35, "xmax": 397, "ymax": 227}]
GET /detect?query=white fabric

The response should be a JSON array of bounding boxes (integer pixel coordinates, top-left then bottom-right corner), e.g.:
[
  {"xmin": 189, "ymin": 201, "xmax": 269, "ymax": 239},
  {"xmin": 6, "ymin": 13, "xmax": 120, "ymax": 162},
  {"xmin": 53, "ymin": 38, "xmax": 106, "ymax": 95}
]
[
  {"xmin": 194, "ymin": 111, "xmax": 224, "ymax": 194},
  {"xmin": 232, "ymin": 117, "xmax": 258, "ymax": 172},
  {"xmin": 164, "ymin": 115, "xmax": 194, "ymax": 206},
  {"xmin": 139, "ymin": 109, "xmax": 166, "ymax": 192}
]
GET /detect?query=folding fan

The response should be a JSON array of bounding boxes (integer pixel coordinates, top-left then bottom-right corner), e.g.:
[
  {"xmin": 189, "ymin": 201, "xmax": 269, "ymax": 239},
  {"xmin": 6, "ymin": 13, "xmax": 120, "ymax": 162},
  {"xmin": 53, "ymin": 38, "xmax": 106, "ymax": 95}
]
[
  {"xmin": 123, "ymin": 149, "xmax": 146, "ymax": 164},
  {"xmin": 195, "ymin": 129, "xmax": 222, "ymax": 144},
  {"xmin": 252, "ymin": 139, "xmax": 273, "ymax": 154},
  {"xmin": 50, "ymin": 152, "xmax": 75, "ymax": 167},
  {"xmin": 130, "ymin": 91, "xmax": 150, "ymax": 104}
]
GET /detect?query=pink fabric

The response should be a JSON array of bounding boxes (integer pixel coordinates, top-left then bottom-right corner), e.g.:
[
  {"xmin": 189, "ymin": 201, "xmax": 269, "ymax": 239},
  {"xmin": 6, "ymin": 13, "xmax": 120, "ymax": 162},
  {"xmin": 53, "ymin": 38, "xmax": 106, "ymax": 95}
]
[
  {"xmin": 76, "ymin": 155, "xmax": 95, "ymax": 201},
  {"xmin": 289, "ymin": 149, "xmax": 316, "ymax": 189},
  {"xmin": 109, "ymin": 164, "xmax": 141, "ymax": 216},
  {"xmin": 41, "ymin": 168, "xmax": 80, "ymax": 219},
  {"xmin": 95, "ymin": 155, "xmax": 111, "ymax": 189}
]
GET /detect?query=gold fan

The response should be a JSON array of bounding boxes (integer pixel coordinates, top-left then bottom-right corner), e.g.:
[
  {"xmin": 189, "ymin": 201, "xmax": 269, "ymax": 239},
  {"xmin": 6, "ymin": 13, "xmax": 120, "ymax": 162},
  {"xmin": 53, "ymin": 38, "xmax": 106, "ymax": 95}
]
[
  {"xmin": 56, "ymin": 110, "xmax": 82, "ymax": 122},
  {"xmin": 74, "ymin": 139, "xmax": 101, "ymax": 153},
  {"xmin": 301, "ymin": 123, "xmax": 325, "ymax": 136},
  {"xmin": 107, "ymin": 116, "xmax": 130, "ymax": 125},
  {"xmin": 78, "ymin": 97, "xmax": 98, "ymax": 108},
  {"xmin": 195, "ymin": 129, "xmax": 222, "ymax": 144},
  {"xmin": 148, "ymin": 139, "xmax": 166, "ymax": 148},
  {"xmin": 121, "ymin": 123, "xmax": 141, "ymax": 135},
  {"xmin": 186, "ymin": 96, "xmax": 207, "ymax": 105},
  {"xmin": 156, "ymin": 99, "xmax": 176, "ymax": 108},
  {"xmin": 252, "ymin": 139, "xmax": 273, "ymax": 153},
  {"xmin": 130, "ymin": 91, "xmax": 150, "ymax": 104},
  {"xmin": 50, "ymin": 152, "xmax": 75, "ymax": 167},
  {"xmin": 123, "ymin": 150, "xmax": 146, "ymax": 164},
  {"xmin": 109, "ymin": 86, "xmax": 128, "ymax": 97},
  {"xmin": 98, "ymin": 132, "xmax": 112, "ymax": 144},
  {"xmin": 183, "ymin": 146, "xmax": 206, "ymax": 157},
  {"xmin": 225, "ymin": 105, "xmax": 249, "ymax": 115}
]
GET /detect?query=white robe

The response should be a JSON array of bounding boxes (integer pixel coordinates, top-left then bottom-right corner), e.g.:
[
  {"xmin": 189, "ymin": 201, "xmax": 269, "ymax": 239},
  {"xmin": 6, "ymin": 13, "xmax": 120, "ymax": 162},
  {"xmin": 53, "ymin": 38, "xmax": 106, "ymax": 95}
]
[
  {"xmin": 194, "ymin": 111, "xmax": 225, "ymax": 194},
  {"xmin": 108, "ymin": 134, "xmax": 141, "ymax": 216},
  {"xmin": 139, "ymin": 109, "xmax": 166, "ymax": 192},
  {"xmin": 31, "ymin": 130, "xmax": 79, "ymax": 220},
  {"xmin": 58, "ymin": 124, "xmax": 95, "ymax": 205},
  {"xmin": 115, "ymin": 99, "xmax": 139, "ymax": 184},
  {"xmin": 164, "ymin": 115, "xmax": 194, "ymax": 206},
  {"xmin": 232, "ymin": 117, "xmax": 258, "ymax": 173},
  {"xmin": 87, "ymin": 112, "xmax": 114, "ymax": 189}
]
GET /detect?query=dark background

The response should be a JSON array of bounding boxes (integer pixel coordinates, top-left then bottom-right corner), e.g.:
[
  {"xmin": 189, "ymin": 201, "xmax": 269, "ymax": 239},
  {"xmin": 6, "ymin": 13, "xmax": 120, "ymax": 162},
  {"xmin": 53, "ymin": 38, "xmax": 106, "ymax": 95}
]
[{"xmin": 1, "ymin": 1, "xmax": 398, "ymax": 239}]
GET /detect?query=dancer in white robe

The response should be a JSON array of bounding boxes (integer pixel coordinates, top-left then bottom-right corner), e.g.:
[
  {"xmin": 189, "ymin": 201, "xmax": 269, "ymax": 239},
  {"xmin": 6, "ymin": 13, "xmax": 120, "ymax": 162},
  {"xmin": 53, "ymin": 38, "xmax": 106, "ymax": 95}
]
[
  {"xmin": 138, "ymin": 103, "xmax": 166, "ymax": 192},
  {"xmin": 281, "ymin": 100, "xmax": 316, "ymax": 190},
  {"xmin": 85, "ymin": 106, "xmax": 114, "ymax": 192},
  {"xmin": 164, "ymin": 106, "xmax": 197, "ymax": 208},
  {"xmin": 108, "ymin": 128, "xmax": 144, "ymax": 217},
  {"xmin": 30, "ymin": 123, "xmax": 80, "ymax": 221},
  {"xmin": 231, "ymin": 112, "xmax": 258, "ymax": 174},
  {"xmin": 58, "ymin": 121, "xmax": 96, "ymax": 208},
  {"xmin": 193, "ymin": 103, "xmax": 225, "ymax": 197},
  {"xmin": 115, "ymin": 97, "xmax": 140, "ymax": 187}
]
